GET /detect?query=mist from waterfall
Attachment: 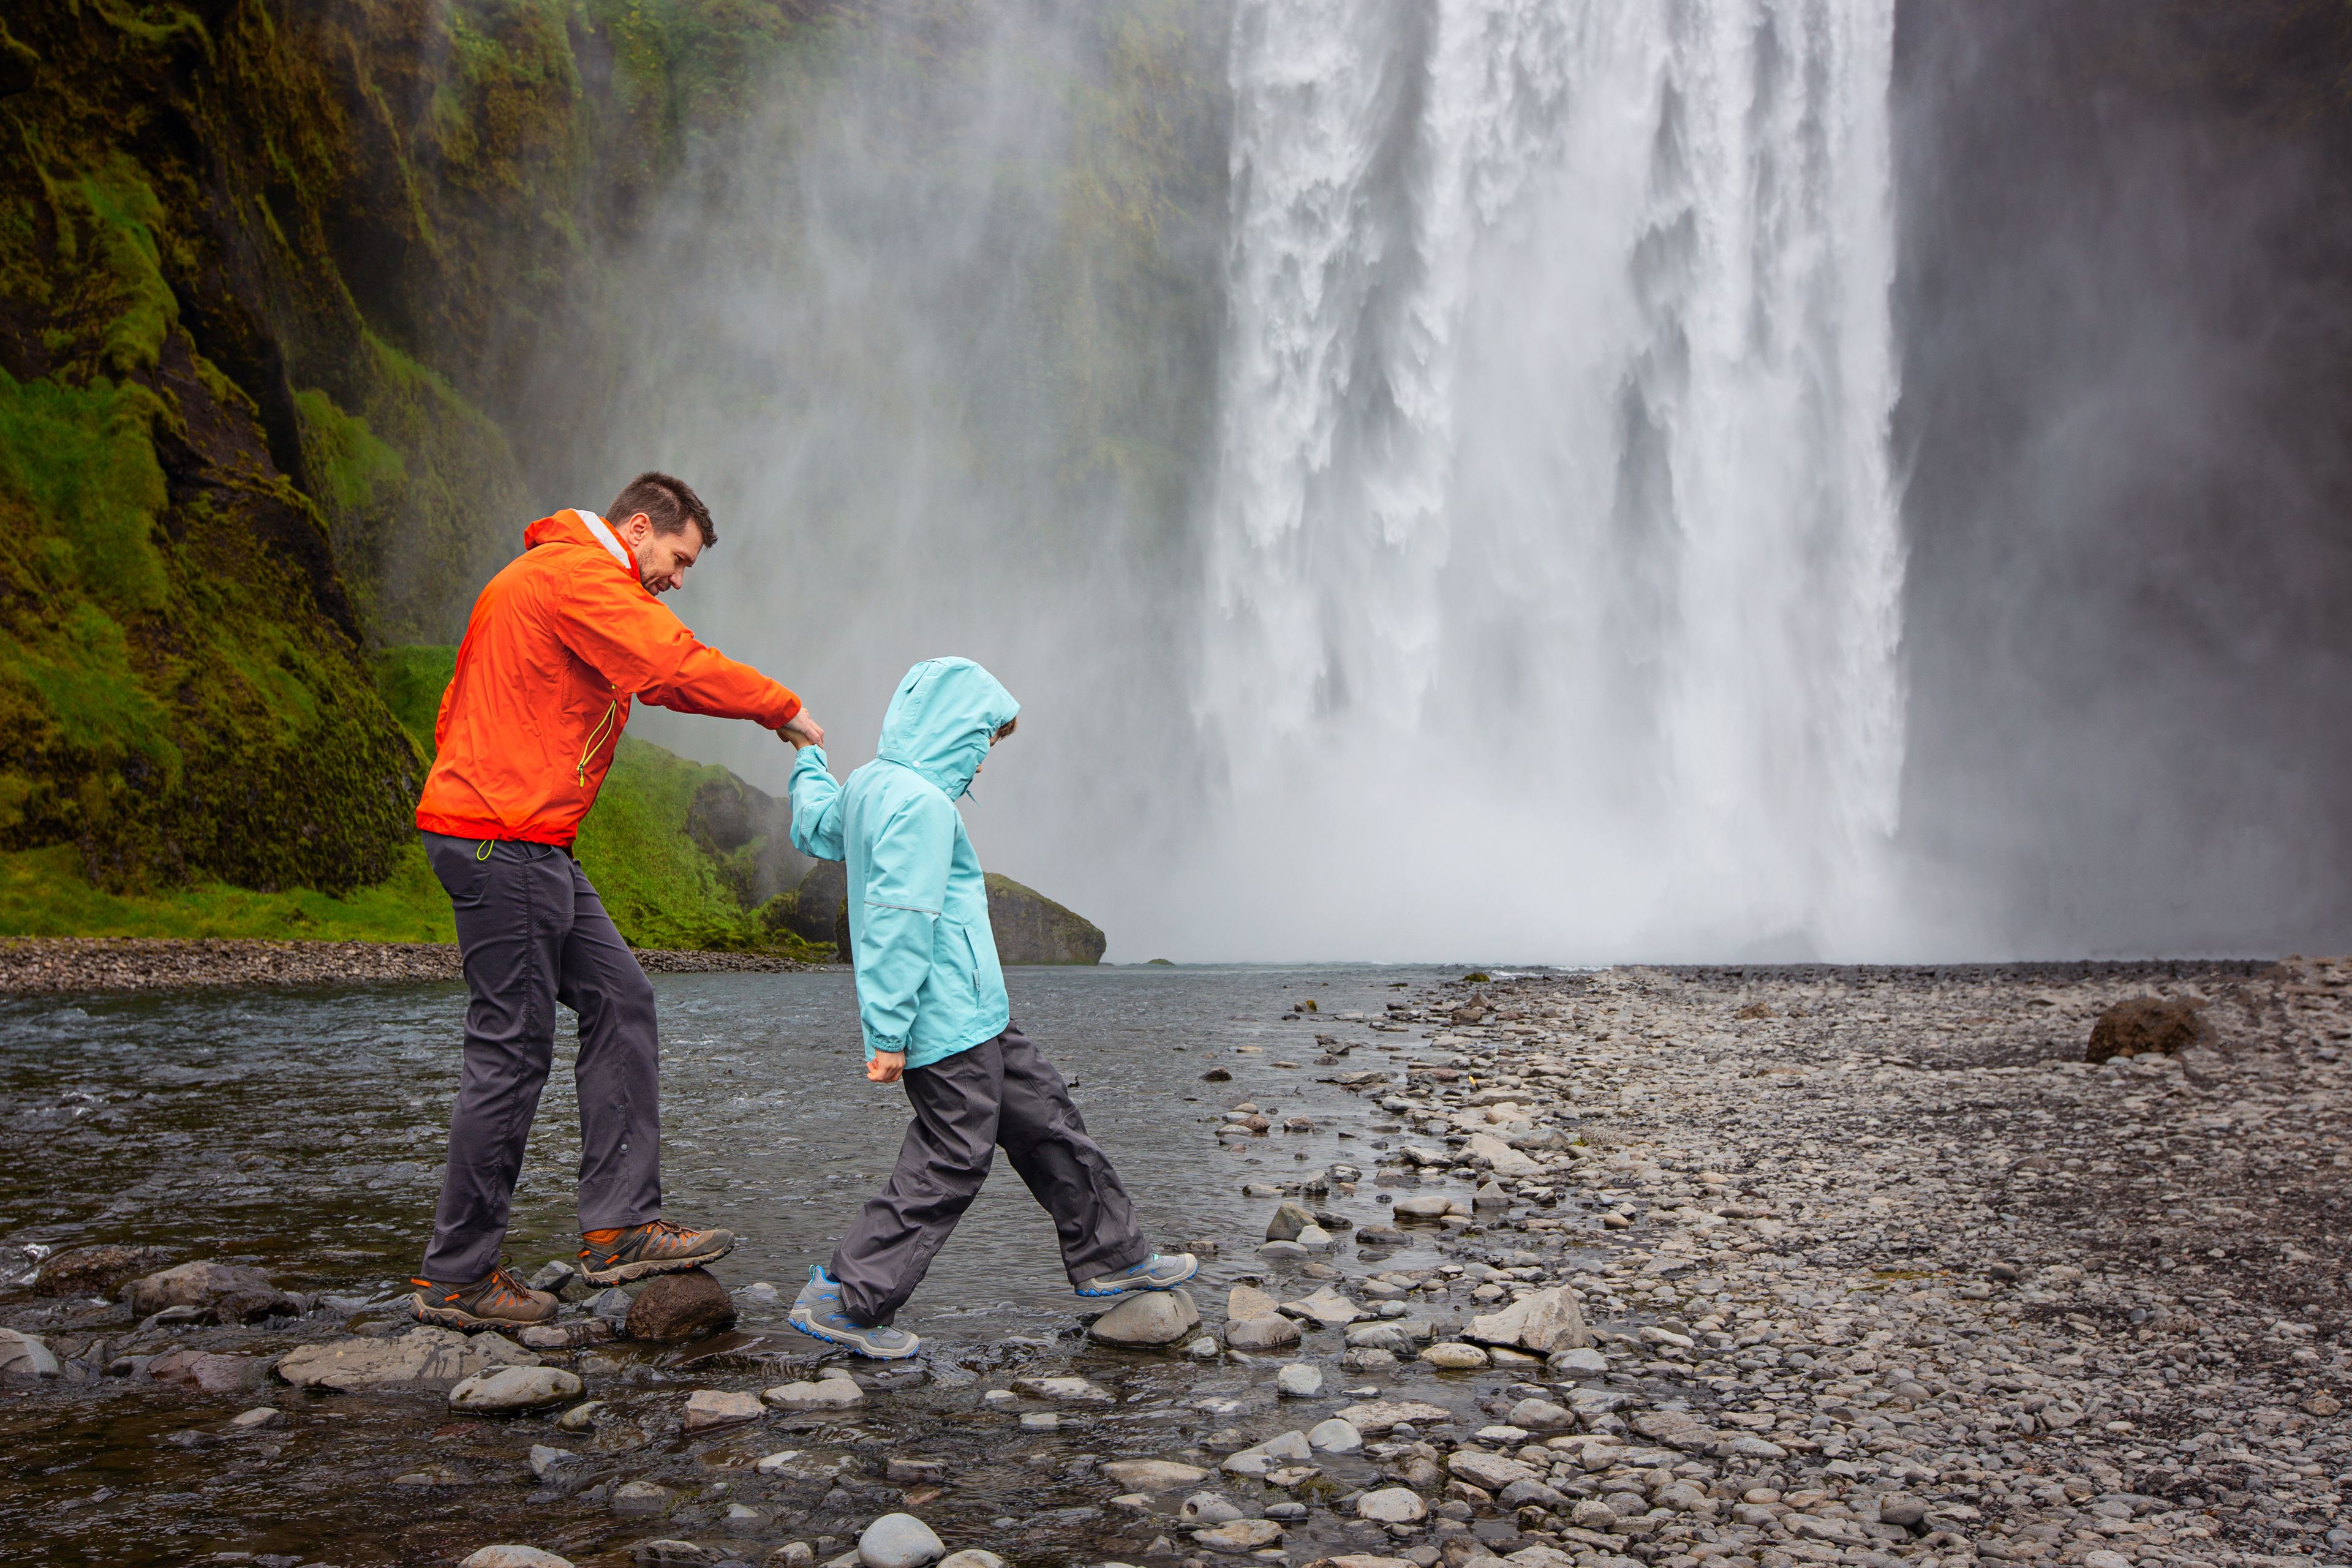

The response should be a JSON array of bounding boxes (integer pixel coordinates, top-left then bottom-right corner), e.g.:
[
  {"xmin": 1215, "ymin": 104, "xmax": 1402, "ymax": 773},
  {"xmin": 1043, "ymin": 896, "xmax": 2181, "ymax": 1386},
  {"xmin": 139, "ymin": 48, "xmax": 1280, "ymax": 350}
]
[
  {"xmin": 551, "ymin": 0, "xmax": 1915, "ymax": 962},
  {"xmin": 1185, "ymin": 0, "xmax": 1907, "ymax": 960}
]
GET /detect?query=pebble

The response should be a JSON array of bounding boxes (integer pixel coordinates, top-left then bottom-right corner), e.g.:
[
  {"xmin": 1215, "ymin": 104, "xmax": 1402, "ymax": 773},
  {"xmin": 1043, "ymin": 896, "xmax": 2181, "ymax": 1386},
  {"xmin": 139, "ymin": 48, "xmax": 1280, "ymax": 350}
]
[
  {"xmin": 1305, "ymin": 1416, "xmax": 1361, "ymax": 1453},
  {"xmin": 527, "ymin": 1444, "xmax": 576, "ymax": 1482},
  {"xmin": 1191, "ymin": 1519, "xmax": 1283, "ymax": 1552},
  {"xmin": 764, "ymin": 1377, "xmax": 864, "ymax": 1410},
  {"xmin": 933, "ymin": 1555, "xmax": 1003, "ymax": 1568},
  {"xmin": 1180, "ymin": 1491, "xmax": 1243, "ymax": 1524},
  {"xmin": 610, "ymin": 1480, "xmax": 674, "ymax": 1517},
  {"xmin": 1010, "ymin": 1374, "xmax": 1112, "ymax": 1402},
  {"xmin": 1019, "ymin": 1412, "xmax": 1059, "ymax": 1430},
  {"xmin": 228, "ymin": 1406, "xmax": 283, "ymax": 1429},
  {"xmin": 461, "ymin": 1548, "xmax": 575, "ymax": 1568},
  {"xmin": 555, "ymin": 1401, "xmax": 606, "ymax": 1431},
  {"xmin": 1273, "ymin": 1362, "xmax": 1323, "ymax": 1397},
  {"xmin": 682, "ymin": 1388, "xmax": 766, "ymax": 1431},
  {"xmin": 1354, "ymin": 1486, "xmax": 1428, "ymax": 1524},
  {"xmin": 447, "ymin": 1366, "xmax": 581, "ymax": 1413},
  {"xmin": 1087, "ymin": 1287, "xmax": 1200, "ymax": 1346},
  {"xmin": 1101, "ymin": 1459, "xmax": 1208, "ymax": 1489},
  {"xmin": 854, "ymin": 1513, "xmax": 943, "ymax": 1568}
]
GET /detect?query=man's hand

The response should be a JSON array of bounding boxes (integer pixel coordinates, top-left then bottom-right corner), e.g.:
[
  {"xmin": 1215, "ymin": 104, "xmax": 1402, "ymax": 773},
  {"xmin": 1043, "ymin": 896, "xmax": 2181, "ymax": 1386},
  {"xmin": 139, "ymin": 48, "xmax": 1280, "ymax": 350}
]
[
  {"xmin": 781, "ymin": 711, "xmax": 825, "ymax": 749},
  {"xmin": 867, "ymin": 1051, "xmax": 905, "ymax": 1084}
]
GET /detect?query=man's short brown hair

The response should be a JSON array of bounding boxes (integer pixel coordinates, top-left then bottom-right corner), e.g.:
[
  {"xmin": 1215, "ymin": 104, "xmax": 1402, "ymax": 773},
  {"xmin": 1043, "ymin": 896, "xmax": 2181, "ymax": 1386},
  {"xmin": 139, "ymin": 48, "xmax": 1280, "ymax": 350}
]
[{"xmin": 606, "ymin": 471, "xmax": 715, "ymax": 548}]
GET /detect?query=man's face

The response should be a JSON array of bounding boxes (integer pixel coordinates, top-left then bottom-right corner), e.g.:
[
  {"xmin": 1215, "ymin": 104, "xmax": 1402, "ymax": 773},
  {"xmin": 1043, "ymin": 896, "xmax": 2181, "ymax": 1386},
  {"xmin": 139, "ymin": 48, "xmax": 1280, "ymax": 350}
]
[{"xmin": 614, "ymin": 511, "xmax": 702, "ymax": 594}]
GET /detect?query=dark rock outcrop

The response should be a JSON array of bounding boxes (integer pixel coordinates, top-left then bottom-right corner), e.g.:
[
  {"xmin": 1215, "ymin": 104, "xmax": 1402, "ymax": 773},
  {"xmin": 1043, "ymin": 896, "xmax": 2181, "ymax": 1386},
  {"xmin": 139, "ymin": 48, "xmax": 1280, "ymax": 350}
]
[
  {"xmin": 984, "ymin": 874, "xmax": 1104, "ymax": 965},
  {"xmin": 2086, "ymin": 995, "xmax": 2213, "ymax": 1063}
]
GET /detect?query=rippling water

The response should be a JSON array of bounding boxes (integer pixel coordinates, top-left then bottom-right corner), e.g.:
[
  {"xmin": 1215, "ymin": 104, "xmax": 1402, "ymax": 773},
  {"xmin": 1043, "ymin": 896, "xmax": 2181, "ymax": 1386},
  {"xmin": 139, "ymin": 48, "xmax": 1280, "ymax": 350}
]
[{"xmin": 1, "ymin": 965, "xmax": 1521, "ymax": 1568}]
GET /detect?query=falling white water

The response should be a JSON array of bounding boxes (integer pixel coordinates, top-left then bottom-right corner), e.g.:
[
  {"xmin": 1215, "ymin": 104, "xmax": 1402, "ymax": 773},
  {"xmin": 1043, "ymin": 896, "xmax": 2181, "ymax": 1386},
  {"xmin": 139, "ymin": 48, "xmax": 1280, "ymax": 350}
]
[{"xmin": 1185, "ymin": 0, "xmax": 1907, "ymax": 960}]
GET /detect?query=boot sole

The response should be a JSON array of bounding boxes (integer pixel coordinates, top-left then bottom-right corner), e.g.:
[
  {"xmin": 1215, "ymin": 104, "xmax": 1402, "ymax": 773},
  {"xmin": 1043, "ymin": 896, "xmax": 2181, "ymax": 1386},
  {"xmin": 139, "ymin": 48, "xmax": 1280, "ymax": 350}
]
[
  {"xmin": 1075, "ymin": 1258, "xmax": 1200, "ymax": 1298},
  {"xmin": 576, "ymin": 1236, "xmax": 736, "ymax": 1288},
  {"xmin": 410, "ymin": 1293, "xmax": 552, "ymax": 1334},
  {"xmin": 788, "ymin": 1307, "xmax": 922, "ymax": 1360}
]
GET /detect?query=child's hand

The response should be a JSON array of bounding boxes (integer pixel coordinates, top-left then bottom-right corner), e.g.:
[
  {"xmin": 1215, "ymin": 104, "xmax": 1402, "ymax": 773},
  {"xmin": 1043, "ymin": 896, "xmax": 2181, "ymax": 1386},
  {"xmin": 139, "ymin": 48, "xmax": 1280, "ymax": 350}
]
[{"xmin": 867, "ymin": 1051, "xmax": 906, "ymax": 1084}]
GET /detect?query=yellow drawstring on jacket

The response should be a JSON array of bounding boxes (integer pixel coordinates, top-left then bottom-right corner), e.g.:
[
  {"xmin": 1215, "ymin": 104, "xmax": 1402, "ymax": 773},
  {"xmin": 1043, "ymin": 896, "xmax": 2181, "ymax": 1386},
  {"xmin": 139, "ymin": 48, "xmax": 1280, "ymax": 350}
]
[{"xmin": 575, "ymin": 697, "xmax": 620, "ymax": 786}]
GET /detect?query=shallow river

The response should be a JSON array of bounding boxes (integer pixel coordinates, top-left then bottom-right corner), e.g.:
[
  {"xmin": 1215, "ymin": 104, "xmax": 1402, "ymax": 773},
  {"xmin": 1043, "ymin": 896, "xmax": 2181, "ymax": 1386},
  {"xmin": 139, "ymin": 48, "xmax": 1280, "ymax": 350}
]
[{"xmin": 2, "ymin": 965, "xmax": 1516, "ymax": 1567}]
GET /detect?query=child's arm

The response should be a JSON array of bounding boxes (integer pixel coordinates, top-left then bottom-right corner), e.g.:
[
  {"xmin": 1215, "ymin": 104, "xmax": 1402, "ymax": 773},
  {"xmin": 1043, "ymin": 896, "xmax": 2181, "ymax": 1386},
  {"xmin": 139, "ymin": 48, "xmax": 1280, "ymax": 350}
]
[
  {"xmin": 786, "ymin": 745, "xmax": 846, "ymax": 862},
  {"xmin": 853, "ymin": 791, "xmax": 956, "ymax": 1068}
]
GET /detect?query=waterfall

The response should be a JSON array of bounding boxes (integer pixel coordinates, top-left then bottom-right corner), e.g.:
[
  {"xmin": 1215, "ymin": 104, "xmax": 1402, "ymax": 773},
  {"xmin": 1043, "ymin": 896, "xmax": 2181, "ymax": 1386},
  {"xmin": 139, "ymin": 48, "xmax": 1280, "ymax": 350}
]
[{"xmin": 1193, "ymin": 0, "xmax": 1905, "ymax": 959}]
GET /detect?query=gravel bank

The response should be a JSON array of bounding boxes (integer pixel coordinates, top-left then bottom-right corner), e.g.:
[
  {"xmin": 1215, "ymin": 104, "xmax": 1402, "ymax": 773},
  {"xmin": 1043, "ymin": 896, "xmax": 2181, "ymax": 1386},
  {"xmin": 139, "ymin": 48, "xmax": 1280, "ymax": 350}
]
[{"xmin": 0, "ymin": 938, "xmax": 826, "ymax": 995}]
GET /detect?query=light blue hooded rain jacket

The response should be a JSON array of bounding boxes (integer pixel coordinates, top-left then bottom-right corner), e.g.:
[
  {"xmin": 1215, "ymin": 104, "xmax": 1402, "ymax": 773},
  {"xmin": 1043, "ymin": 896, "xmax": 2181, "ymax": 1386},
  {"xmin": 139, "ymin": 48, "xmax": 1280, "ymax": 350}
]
[{"xmin": 788, "ymin": 658, "xmax": 1020, "ymax": 1069}]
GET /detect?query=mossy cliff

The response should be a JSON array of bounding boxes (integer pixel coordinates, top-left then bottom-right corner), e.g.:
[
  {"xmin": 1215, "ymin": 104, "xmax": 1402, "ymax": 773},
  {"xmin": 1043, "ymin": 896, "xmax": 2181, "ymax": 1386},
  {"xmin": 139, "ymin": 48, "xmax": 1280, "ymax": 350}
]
[{"xmin": 0, "ymin": 1, "xmax": 827, "ymax": 917}]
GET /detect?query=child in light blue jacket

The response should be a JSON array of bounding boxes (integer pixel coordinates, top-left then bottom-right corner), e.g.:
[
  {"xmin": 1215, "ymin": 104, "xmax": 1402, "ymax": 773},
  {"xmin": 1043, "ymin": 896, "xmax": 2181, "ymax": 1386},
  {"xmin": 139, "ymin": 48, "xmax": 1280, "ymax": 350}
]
[{"xmin": 782, "ymin": 657, "xmax": 1194, "ymax": 1357}]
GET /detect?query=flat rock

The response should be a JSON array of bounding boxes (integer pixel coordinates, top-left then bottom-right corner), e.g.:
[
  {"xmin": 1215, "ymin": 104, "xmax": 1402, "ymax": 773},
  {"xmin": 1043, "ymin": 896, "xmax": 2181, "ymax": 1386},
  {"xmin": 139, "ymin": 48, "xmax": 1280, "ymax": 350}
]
[
  {"xmin": 1355, "ymin": 1487, "xmax": 1428, "ymax": 1523},
  {"xmin": 1012, "ymin": 1374, "xmax": 1113, "ymax": 1403},
  {"xmin": 764, "ymin": 1377, "xmax": 865, "ymax": 1409},
  {"xmin": 1548, "ymin": 1346, "xmax": 1608, "ymax": 1376},
  {"xmin": 611, "ymin": 1479, "xmax": 674, "ymax": 1516},
  {"xmin": 147, "ymin": 1349, "xmax": 262, "ymax": 1393},
  {"xmin": 462, "ymin": 1548, "xmax": 576, "ymax": 1568},
  {"xmin": 1464, "ymin": 1286, "xmax": 1589, "ymax": 1352},
  {"xmin": 1226, "ymin": 1314, "xmax": 1302, "ymax": 1351},
  {"xmin": 1389, "ymin": 1194, "xmax": 1460, "ymax": 1219},
  {"xmin": 35, "ymin": 1244, "xmax": 172, "ymax": 1299},
  {"xmin": 1222, "ymin": 1428, "xmax": 1313, "ymax": 1476},
  {"xmin": 1227, "ymin": 1284, "xmax": 1280, "ymax": 1321},
  {"xmin": 1102, "ymin": 1460, "xmax": 1210, "ymax": 1490},
  {"xmin": 935, "ymin": 1555, "xmax": 1004, "ymax": 1568},
  {"xmin": 1090, "ymin": 1287, "xmax": 1200, "ymax": 1346},
  {"xmin": 1335, "ymin": 1399, "xmax": 1453, "ymax": 1435},
  {"xmin": 1312, "ymin": 1558, "xmax": 1415, "ymax": 1568},
  {"xmin": 276, "ymin": 1327, "xmax": 540, "ymax": 1392},
  {"xmin": 1275, "ymin": 1362, "xmax": 1324, "ymax": 1398},
  {"xmin": 857, "ymin": 1512, "xmax": 944, "ymax": 1568},
  {"xmin": 1463, "ymin": 1132, "xmax": 1542, "ymax": 1177},
  {"xmin": 521, "ymin": 1319, "xmax": 616, "ymax": 1351},
  {"xmin": 450, "ymin": 1365, "xmax": 582, "ymax": 1413},
  {"xmin": 1420, "ymin": 1342, "xmax": 1488, "ymax": 1369},
  {"xmin": 1307, "ymin": 1417, "xmax": 1362, "ymax": 1453},
  {"xmin": 0, "ymin": 1329, "xmax": 59, "ymax": 1379},
  {"xmin": 1285, "ymin": 1285, "xmax": 1362, "ymax": 1326},
  {"xmin": 1193, "ymin": 1520, "xmax": 1284, "ymax": 1553},
  {"xmin": 126, "ymin": 1261, "xmax": 295, "ymax": 1323},
  {"xmin": 1447, "ymin": 1450, "xmax": 1538, "ymax": 1491},
  {"xmin": 684, "ymin": 1388, "xmax": 767, "ymax": 1430},
  {"xmin": 626, "ymin": 1269, "xmax": 738, "ymax": 1343}
]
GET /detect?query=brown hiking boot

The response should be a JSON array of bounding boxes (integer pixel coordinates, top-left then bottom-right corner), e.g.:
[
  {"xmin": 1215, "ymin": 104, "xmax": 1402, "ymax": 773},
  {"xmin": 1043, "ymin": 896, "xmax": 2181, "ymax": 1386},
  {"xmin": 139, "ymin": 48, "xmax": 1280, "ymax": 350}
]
[
  {"xmin": 577, "ymin": 1218, "xmax": 736, "ymax": 1286},
  {"xmin": 410, "ymin": 1264, "xmax": 559, "ymax": 1332}
]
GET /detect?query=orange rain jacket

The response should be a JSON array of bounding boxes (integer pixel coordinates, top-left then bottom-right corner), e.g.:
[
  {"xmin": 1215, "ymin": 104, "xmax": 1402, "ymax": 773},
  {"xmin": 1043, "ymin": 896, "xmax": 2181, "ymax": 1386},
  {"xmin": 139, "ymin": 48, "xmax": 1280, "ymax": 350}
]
[{"xmin": 414, "ymin": 508, "xmax": 802, "ymax": 848}]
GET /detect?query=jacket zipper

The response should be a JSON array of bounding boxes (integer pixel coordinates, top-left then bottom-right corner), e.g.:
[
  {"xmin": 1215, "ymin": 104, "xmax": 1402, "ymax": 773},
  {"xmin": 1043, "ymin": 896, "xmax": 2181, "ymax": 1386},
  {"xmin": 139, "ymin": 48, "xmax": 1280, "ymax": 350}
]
[{"xmin": 575, "ymin": 695, "xmax": 620, "ymax": 787}]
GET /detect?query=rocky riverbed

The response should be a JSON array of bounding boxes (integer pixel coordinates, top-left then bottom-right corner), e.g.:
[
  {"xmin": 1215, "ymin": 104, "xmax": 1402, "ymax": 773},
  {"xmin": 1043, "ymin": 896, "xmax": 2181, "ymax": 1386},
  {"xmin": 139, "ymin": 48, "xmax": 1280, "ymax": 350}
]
[{"xmin": 2, "ymin": 960, "xmax": 2346, "ymax": 1568}]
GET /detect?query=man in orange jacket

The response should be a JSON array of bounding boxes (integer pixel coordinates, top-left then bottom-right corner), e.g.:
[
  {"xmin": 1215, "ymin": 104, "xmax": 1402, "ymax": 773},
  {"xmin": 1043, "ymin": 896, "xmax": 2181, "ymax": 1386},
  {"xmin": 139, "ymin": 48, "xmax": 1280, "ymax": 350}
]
[{"xmin": 408, "ymin": 471, "xmax": 820, "ymax": 1330}]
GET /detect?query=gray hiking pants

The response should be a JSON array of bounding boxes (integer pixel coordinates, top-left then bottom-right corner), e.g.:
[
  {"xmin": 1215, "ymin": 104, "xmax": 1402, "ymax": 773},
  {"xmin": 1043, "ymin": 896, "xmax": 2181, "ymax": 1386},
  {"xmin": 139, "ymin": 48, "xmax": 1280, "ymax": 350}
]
[
  {"xmin": 420, "ymin": 832, "xmax": 662, "ymax": 1284},
  {"xmin": 829, "ymin": 1026, "xmax": 1150, "ymax": 1325}
]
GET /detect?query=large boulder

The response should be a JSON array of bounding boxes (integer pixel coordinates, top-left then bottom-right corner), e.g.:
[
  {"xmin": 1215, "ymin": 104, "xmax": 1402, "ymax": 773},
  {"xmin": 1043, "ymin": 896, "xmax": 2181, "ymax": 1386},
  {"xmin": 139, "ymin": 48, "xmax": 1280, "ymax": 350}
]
[
  {"xmin": 126, "ymin": 1261, "xmax": 296, "ymax": 1323},
  {"xmin": 779, "ymin": 859, "xmax": 848, "ymax": 949},
  {"xmin": 2087, "ymin": 996, "xmax": 2212, "ymax": 1063},
  {"xmin": 275, "ymin": 1327, "xmax": 539, "ymax": 1392},
  {"xmin": 625, "ymin": 1269, "xmax": 737, "ymax": 1343},
  {"xmin": 984, "ymin": 875, "xmax": 1104, "ymax": 965}
]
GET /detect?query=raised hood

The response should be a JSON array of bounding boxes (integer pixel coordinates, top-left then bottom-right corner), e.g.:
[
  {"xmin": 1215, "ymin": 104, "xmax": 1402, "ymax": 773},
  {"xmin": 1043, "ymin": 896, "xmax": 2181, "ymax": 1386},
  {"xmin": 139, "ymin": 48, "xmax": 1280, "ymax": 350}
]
[{"xmin": 875, "ymin": 657, "xmax": 1019, "ymax": 801}]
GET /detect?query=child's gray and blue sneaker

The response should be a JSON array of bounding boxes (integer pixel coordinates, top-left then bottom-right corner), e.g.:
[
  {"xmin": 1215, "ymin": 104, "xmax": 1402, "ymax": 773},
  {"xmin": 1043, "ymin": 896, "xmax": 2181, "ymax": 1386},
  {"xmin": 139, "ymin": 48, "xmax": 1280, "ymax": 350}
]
[
  {"xmin": 1076, "ymin": 1252, "xmax": 1199, "ymax": 1298},
  {"xmin": 788, "ymin": 1265, "xmax": 921, "ymax": 1359}
]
